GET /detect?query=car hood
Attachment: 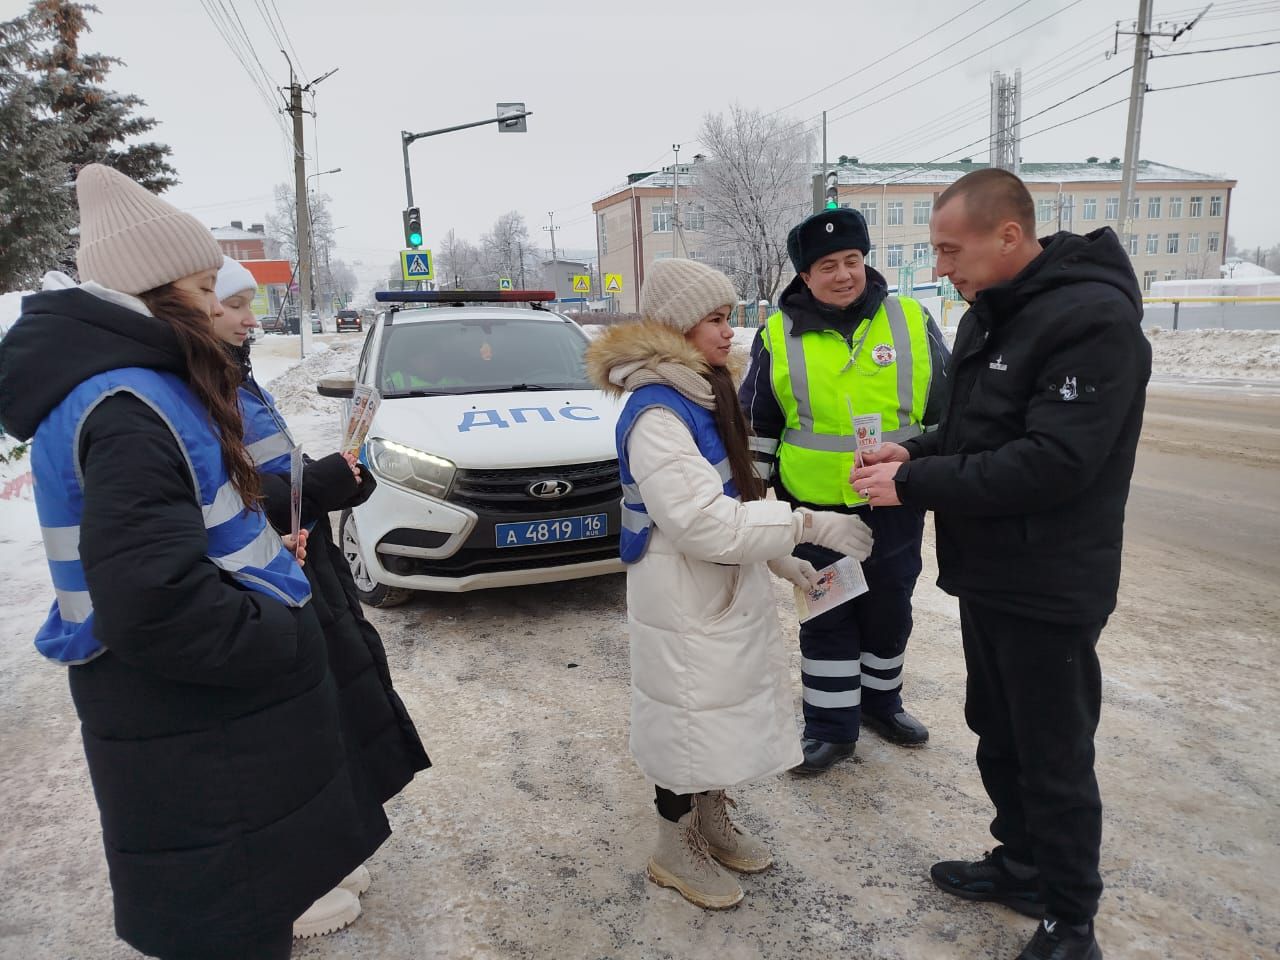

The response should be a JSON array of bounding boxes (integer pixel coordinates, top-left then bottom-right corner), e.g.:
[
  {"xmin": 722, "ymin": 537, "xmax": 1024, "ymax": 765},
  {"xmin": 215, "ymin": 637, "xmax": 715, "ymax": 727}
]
[{"xmin": 369, "ymin": 388, "xmax": 624, "ymax": 469}]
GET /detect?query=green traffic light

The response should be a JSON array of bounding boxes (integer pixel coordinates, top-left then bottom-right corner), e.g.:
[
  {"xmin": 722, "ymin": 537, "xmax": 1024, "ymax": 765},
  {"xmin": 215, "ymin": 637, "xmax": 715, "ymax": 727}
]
[
  {"xmin": 409, "ymin": 232, "xmax": 423, "ymax": 247},
  {"xmin": 825, "ymin": 200, "xmax": 838, "ymax": 210}
]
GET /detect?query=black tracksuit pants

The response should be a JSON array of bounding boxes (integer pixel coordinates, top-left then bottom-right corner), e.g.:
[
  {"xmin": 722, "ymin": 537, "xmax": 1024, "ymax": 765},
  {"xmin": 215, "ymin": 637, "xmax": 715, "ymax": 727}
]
[{"xmin": 960, "ymin": 598, "xmax": 1105, "ymax": 924}]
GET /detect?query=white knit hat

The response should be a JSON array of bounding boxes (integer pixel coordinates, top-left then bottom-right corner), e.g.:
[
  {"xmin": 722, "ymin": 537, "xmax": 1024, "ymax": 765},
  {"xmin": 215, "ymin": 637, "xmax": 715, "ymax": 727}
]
[
  {"xmin": 215, "ymin": 256, "xmax": 258, "ymax": 301},
  {"xmin": 638, "ymin": 258, "xmax": 737, "ymax": 333},
  {"xmin": 74, "ymin": 164, "xmax": 224, "ymax": 296}
]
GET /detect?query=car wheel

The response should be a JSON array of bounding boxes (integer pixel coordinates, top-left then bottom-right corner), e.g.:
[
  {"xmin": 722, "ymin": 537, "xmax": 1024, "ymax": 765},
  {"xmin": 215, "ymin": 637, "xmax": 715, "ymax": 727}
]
[{"xmin": 340, "ymin": 509, "xmax": 413, "ymax": 608}]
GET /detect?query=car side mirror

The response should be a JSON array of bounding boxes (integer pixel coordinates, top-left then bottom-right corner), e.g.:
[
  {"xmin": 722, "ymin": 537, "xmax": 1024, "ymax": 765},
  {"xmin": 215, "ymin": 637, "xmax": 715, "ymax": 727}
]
[{"xmin": 317, "ymin": 376, "xmax": 355, "ymax": 399}]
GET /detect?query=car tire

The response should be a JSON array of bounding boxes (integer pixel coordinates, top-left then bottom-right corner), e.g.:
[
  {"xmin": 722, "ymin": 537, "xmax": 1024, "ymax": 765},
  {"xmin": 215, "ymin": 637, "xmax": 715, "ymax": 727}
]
[{"xmin": 340, "ymin": 508, "xmax": 413, "ymax": 608}]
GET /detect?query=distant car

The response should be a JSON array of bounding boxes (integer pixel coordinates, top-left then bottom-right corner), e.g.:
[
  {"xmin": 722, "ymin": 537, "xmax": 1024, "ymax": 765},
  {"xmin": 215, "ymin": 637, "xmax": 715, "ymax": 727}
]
[
  {"xmin": 258, "ymin": 314, "xmax": 285, "ymax": 334},
  {"xmin": 311, "ymin": 316, "xmax": 323, "ymax": 334},
  {"xmin": 335, "ymin": 309, "xmax": 362, "ymax": 333}
]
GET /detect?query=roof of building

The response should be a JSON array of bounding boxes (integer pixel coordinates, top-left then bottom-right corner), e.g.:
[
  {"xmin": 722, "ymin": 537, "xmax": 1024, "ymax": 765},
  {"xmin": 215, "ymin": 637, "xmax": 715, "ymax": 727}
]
[
  {"xmin": 211, "ymin": 225, "xmax": 267, "ymax": 241},
  {"xmin": 597, "ymin": 160, "xmax": 1234, "ymax": 203}
]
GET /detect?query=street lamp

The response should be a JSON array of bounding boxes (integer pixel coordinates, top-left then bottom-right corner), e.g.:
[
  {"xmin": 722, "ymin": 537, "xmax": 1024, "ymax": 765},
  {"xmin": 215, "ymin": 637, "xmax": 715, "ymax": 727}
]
[{"xmin": 306, "ymin": 167, "xmax": 341, "ymax": 190}]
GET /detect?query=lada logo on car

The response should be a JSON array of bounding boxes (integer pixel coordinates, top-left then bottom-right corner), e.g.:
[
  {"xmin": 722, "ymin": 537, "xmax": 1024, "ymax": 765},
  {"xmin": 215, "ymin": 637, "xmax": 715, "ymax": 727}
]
[{"xmin": 528, "ymin": 479, "xmax": 573, "ymax": 499}]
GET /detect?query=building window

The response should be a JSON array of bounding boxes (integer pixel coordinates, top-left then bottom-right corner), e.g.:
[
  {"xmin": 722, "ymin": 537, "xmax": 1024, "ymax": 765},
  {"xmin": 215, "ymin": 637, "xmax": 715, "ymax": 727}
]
[
  {"xmin": 1165, "ymin": 270, "xmax": 1178, "ymax": 281},
  {"xmin": 1210, "ymin": 195, "xmax": 1223, "ymax": 217},
  {"xmin": 1189, "ymin": 196, "xmax": 1203, "ymax": 218},
  {"xmin": 1036, "ymin": 199, "xmax": 1054, "ymax": 223},
  {"xmin": 652, "ymin": 203, "xmax": 672, "ymax": 233},
  {"xmin": 1126, "ymin": 233, "xmax": 1139, "ymax": 255},
  {"xmin": 716, "ymin": 251, "xmax": 735, "ymax": 272},
  {"xmin": 887, "ymin": 201, "xmax": 903, "ymax": 226},
  {"xmin": 1146, "ymin": 234, "xmax": 1159, "ymax": 255},
  {"xmin": 866, "ymin": 246, "xmax": 876, "ymax": 268},
  {"xmin": 1082, "ymin": 198, "xmax": 1097, "ymax": 221},
  {"xmin": 684, "ymin": 204, "xmax": 705, "ymax": 232},
  {"xmin": 1147, "ymin": 196, "xmax": 1161, "ymax": 219},
  {"xmin": 1208, "ymin": 231, "xmax": 1220, "ymax": 252},
  {"xmin": 598, "ymin": 214, "xmax": 608, "ymax": 255},
  {"xmin": 688, "ymin": 249, "xmax": 704, "ymax": 261},
  {"xmin": 1169, "ymin": 196, "xmax": 1183, "ymax": 218},
  {"xmin": 1129, "ymin": 197, "xmax": 1140, "ymax": 219},
  {"xmin": 860, "ymin": 202, "xmax": 878, "ymax": 226},
  {"xmin": 1188, "ymin": 233, "xmax": 1200, "ymax": 254},
  {"xmin": 887, "ymin": 244, "xmax": 903, "ymax": 268},
  {"xmin": 913, "ymin": 199, "xmax": 932, "ymax": 225},
  {"xmin": 1167, "ymin": 233, "xmax": 1179, "ymax": 254},
  {"xmin": 1142, "ymin": 270, "xmax": 1157, "ymax": 291},
  {"xmin": 1105, "ymin": 196, "xmax": 1119, "ymax": 220},
  {"xmin": 913, "ymin": 242, "xmax": 931, "ymax": 264}
]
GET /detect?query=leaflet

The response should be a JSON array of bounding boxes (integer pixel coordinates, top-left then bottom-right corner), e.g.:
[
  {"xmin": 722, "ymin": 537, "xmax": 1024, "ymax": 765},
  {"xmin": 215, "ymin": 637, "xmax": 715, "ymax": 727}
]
[
  {"xmin": 341, "ymin": 384, "xmax": 381, "ymax": 457},
  {"xmin": 794, "ymin": 557, "xmax": 869, "ymax": 624},
  {"xmin": 289, "ymin": 445, "xmax": 303, "ymax": 550}
]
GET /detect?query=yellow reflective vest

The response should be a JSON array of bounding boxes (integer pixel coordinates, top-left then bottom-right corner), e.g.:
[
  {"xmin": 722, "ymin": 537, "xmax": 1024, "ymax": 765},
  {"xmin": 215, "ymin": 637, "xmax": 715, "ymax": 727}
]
[{"xmin": 762, "ymin": 296, "xmax": 933, "ymax": 507}]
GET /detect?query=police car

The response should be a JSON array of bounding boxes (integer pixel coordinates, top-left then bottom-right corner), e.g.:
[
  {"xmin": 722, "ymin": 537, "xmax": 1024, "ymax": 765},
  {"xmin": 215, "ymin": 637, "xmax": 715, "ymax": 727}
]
[{"xmin": 317, "ymin": 290, "xmax": 624, "ymax": 606}]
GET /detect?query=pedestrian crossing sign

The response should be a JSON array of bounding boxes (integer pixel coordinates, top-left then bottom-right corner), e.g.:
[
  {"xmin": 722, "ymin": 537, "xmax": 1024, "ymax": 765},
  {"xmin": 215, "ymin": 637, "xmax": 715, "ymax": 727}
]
[
  {"xmin": 572, "ymin": 274, "xmax": 591, "ymax": 294},
  {"xmin": 499, "ymin": 277, "xmax": 513, "ymax": 290},
  {"xmin": 400, "ymin": 249, "xmax": 434, "ymax": 281},
  {"xmin": 604, "ymin": 273, "xmax": 623, "ymax": 294}
]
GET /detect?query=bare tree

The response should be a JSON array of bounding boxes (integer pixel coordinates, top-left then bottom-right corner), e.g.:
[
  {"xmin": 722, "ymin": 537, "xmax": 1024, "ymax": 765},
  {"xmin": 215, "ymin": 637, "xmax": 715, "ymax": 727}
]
[
  {"xmin": 480, "ymin": 211, "xmax": 536, "ymax": 287},
  {"xmin": 693, "ymin": 105, "xmax": 814, "ymax": 302},
  {"xmin": 436, "ymin": 228, "xmax": 485, "ymax": 289}
]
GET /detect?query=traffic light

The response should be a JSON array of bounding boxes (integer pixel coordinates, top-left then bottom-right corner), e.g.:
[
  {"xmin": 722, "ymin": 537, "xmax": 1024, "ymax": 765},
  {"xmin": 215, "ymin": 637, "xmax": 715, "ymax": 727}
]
[
  {"xmin": 403, "ymin": 207, "xmax": 423, "ymax": 248},
  {"xmin": 825, "ymin": 170, "xmax": 839, "ymax": 210}
]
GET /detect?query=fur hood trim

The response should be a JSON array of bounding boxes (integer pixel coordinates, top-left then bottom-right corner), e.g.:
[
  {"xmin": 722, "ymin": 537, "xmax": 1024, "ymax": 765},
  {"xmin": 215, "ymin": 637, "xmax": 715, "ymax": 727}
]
[{"xmin": 586, "ymin": 320, "xmax": 746, "ymax": 396}]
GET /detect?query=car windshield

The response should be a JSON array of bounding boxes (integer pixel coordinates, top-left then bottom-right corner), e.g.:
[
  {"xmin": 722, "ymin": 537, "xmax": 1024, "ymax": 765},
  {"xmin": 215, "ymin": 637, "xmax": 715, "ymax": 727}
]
[{"xmin": 379, "ymin": 315, "xmax": 592, "ymax": 396}]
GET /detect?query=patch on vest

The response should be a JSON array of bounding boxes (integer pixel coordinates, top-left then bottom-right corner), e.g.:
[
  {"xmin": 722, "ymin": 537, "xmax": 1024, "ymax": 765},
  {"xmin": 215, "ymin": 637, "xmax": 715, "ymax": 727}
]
[{"xmin": 871, "ymin": 343, "xmax": 896, "ymax": 366}]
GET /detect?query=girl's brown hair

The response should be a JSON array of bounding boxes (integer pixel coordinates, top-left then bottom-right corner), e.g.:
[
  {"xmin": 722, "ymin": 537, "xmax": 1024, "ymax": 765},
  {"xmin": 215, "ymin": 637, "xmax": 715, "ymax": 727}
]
[
  {"xmin": 703, "ymin": 365, "xmax": 762, "ymax": 503},
  {"xmin": 138, "ymin": 284, "xmax": 261, "ymax": 510}
]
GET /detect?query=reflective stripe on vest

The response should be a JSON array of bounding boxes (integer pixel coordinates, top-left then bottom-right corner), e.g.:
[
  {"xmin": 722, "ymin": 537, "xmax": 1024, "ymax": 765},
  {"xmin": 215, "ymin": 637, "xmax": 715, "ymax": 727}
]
[
  {"xmin": 239, "ymin": 378, "xmax": 295, "ymax": 475},
  {"xmin": 764, "ymin": 296, "xmax": 932, "ymax": 506},
  {"xmin": 615, "ymin": 383, "xmax": 736, "ymax": 563},
  {"xmin": 30, "ymin": 368, "xmax": 312, "ymax": 665}
]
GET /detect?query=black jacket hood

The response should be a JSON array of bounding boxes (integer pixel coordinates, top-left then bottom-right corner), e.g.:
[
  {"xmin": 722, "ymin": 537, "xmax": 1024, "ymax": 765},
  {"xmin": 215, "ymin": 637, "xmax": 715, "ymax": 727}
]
[
  {"xmin": 974, "ymin": 227, "xmax": 1143, "ymax": 327},
  {"xmin": 0, "ymin": 287, "xmax": 187, "ymax": 440},
  {"xmin": 779, "ymin": 265, "xmax": 890, "ymax": 336}
]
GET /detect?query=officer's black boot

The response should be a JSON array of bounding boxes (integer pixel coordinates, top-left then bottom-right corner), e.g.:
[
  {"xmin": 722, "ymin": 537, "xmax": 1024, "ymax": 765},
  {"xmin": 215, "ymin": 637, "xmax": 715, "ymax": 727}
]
[{"xmin": 1016, "ymin": 917, "xmax": 1102, "ymax": 960}]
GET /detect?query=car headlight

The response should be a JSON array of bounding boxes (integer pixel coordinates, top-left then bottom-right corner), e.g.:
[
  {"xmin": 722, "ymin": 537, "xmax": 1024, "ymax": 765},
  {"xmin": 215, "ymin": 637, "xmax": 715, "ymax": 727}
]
[{"xmin": 367, "ymin": 438, "xmax": 455, "ymax": 499}]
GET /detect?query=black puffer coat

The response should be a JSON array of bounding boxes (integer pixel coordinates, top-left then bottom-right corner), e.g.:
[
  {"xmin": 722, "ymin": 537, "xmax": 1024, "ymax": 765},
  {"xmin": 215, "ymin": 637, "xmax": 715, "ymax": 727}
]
[
  {"xmin": 897, "ymin": 228, "xmax": 1152, "ymax": 623},
  {"xmin": 0, "ymin": 288, "xmax": 388, "ymax": 958},
  {"xmin": 236, "ymin": 354, "xmax": 430, "ymax": 804}
]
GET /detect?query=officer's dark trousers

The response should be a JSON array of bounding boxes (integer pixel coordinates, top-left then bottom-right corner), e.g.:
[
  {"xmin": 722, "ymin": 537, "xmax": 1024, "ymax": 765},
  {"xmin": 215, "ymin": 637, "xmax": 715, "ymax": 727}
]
[
  {"xmin": 960, "ymin": 597, "xmax": 1105, "ymax": 925},
  {"xmin": 795, "ymin": 505, "xmax": 924, "ymax": 743}
]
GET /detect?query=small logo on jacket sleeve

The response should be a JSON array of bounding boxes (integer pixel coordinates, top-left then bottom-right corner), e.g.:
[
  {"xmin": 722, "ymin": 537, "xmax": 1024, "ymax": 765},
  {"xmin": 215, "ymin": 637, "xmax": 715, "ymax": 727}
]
[
  {"xmin": 1059, "ymin": 375, "xmax": 1078, "ymax": 401},
  {"xmin": 988, "ymin": 354, "xmax": 1007, "ymax": 371}
]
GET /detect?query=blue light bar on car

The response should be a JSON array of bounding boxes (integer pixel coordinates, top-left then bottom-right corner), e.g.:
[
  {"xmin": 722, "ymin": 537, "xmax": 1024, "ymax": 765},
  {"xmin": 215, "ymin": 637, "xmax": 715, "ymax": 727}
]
[{"xmin": 374, "ymin": 290, "xmax": 556, "ymax": 303}]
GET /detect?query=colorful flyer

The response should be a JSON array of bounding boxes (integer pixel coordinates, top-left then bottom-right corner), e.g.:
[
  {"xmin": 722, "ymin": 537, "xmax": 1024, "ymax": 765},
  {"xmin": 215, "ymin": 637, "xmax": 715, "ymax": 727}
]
[
  {"xmin": 341, "ymin": 384, "xmax": 381, "ymax": 457},
  {"xmin": 289, "ymin": 445, "xmax": 303, "ymax": 551},
  {"xmin": 793, "ymin": 557, "xmax": 869, "ymax": 624},
  {"xmin": 853, "ymin": 412, "xmax": 882, "ymax": 457}
]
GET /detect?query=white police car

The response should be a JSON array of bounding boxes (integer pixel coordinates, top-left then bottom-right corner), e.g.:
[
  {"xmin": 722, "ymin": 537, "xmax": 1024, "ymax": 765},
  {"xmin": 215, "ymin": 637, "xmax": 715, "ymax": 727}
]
[{"xmin": 318, "ymin": 290, "xmax": 624, "ymax": 606}]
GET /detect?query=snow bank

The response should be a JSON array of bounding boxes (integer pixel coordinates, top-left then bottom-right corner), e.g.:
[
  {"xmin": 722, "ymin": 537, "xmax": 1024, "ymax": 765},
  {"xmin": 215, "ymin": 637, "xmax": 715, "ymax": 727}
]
[{"xmin": 1147, "ymin": 328, "xmax": 1280, "ymax": 381}]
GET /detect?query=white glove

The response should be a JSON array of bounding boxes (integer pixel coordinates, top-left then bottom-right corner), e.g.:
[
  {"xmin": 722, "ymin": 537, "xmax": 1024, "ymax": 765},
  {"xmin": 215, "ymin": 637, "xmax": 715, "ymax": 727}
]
[
  {"xmin": 767, "ymin": 555, "xmax": 822, "ymax": 591},
  {"xmin": 797, "ymin": 508, "xmax": 874, "ymax": 562}
]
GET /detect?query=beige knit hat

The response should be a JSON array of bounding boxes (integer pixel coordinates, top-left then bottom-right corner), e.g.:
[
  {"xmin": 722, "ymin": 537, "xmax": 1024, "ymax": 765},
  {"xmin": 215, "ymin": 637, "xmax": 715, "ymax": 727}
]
[
  {"xmin": 638, "ymin": 258, "xmax": 737, "ymax": 333},
  {"xmin": 75, "ymin": 164, "xmax": 223, "ymax": 295}
]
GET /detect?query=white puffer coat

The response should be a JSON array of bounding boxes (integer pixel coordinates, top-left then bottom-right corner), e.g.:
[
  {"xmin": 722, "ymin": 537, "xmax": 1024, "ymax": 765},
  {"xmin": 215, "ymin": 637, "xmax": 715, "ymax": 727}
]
[{"xmin": 587, "ymin": 322, "xmax": 804, "ymax": 793}]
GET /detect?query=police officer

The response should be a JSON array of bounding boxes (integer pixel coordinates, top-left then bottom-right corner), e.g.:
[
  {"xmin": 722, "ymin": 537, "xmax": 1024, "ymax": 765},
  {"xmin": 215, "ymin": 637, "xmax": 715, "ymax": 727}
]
[{"xmin": 740, "ymin": 207, "xmax": 949, "ymax": 773}]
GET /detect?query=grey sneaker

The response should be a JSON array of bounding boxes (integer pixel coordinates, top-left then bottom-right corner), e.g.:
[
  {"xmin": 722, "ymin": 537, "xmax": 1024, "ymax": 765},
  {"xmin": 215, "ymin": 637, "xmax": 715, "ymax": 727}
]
[
  {"xmin": 292, "ymin": 886, "xmax": 360, "ymax": 939},
  {"xmin": 647, "ymin": 808, "xmax": 744, "ymax": 909},
  {"xmin": 693, "ymin": 791, "xmax": 773, "ymax": 873}
]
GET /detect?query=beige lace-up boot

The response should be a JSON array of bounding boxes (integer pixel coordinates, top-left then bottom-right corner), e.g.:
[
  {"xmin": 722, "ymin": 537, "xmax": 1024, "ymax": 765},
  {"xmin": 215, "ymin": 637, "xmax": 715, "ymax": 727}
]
[
  {"xmin": 693, "ymin": 790, "xmax": 774, "ymax": 873},
  {"xmin": 646, "ymin": 807, "xmax": 744, "ymax": 909}
]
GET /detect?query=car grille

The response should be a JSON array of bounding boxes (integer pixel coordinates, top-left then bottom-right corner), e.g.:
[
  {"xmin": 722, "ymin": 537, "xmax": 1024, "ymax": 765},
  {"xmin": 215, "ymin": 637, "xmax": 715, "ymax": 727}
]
[{"xmin": 449, "ymin": 458, "xmax": 620, "ymax": 515}]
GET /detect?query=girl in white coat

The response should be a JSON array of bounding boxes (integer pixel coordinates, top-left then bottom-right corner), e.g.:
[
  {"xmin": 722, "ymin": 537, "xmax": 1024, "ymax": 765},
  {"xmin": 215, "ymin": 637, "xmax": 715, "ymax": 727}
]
[{"xmin": 586, "ymin": 259, "xmax": 874, "ymax": 909}]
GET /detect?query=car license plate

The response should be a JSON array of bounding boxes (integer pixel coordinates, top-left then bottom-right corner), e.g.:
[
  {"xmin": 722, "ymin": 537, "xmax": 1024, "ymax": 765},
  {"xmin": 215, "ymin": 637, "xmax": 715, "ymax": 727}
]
[{"xmin": 496, "ymin": 513, "xmax": 607, "ymax": 548}]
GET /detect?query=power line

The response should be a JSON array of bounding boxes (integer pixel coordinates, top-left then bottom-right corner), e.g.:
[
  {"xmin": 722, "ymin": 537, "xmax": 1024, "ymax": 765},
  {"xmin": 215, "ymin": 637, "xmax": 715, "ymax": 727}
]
[
  {"xmin": 1150, "ymin": 39, "xmax": 1280, "ymax": 56},
  {"xmin": 1149, "ymin": 67, "xmax": 1280, "ymax": 89},
  {"xmin": 267, "ymin": 0, "xmax": 308, "ymax": 82}
]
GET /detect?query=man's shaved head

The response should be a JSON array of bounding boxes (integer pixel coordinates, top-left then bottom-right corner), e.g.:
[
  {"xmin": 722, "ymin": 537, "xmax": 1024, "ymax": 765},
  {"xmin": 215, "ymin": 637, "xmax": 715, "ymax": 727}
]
[{"xmin": 935, "ymin": 168, "xmax": 1035, "ymax": 237}]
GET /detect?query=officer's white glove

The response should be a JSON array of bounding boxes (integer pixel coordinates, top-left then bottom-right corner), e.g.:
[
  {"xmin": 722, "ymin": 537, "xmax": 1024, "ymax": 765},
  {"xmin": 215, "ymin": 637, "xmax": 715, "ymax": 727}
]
[
  {"xmin": 767, "ymin": 555, "xmax": 822, "ymax": 591},
  {"xmin": 796, "ymin": 508, "xmax": 874, "ymax": 562}
]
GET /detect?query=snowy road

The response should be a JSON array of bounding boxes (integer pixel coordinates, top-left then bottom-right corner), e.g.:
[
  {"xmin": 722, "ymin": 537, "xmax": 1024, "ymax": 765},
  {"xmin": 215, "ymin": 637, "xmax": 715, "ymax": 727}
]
[{"xmin": 0, "ymin": 342, "xmax": 1277, "ymax": 959}]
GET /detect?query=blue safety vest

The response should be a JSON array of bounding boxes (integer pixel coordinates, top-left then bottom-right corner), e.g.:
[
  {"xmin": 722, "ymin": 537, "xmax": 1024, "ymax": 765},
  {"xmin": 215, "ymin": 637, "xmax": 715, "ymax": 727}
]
[
  {"xmin": 30, "ymin": 367, "xmax": 312, "ymax": 665},
  {"xmin": 615, "ymin": 384, "xmax": 736, "ymax": 563},
  {"xmin": 238, "ymin": 375, "xmax": 295, "ymax": 476}
]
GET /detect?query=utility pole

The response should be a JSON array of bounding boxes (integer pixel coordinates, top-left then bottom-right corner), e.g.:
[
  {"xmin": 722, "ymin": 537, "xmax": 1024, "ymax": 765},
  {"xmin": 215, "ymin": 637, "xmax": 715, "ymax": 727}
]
[
  {"xmin": 543, "ymin": 211, "xmax": 559, "ymax": 263},
  {"xmin": 822, "ymin": 111, "xmax": 828, "ymax": 193},
  {"xmin": 1116, "ymin": 1, "xmax": 1209, "ymax": 242},
  {"xmin": 671, "ymin": 143, "xmax": 681, "ymax": 258},
  {"xmin": 282, "ymin": 57, "xmax": 337, "ymax": 357}
]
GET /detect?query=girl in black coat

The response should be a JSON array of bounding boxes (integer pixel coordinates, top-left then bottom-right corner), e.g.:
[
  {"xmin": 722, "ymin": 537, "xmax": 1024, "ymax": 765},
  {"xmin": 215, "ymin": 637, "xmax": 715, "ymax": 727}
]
[{"xmin": 0, "ymin": 166, "xmax": 387, "ymax": 959}]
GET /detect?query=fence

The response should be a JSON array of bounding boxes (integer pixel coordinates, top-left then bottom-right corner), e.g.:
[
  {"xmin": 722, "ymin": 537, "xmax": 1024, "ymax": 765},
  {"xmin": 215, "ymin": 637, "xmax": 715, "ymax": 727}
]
[{"xmin": 1141, "ymin": 297, "xmax": 1280, "ymax": 331}]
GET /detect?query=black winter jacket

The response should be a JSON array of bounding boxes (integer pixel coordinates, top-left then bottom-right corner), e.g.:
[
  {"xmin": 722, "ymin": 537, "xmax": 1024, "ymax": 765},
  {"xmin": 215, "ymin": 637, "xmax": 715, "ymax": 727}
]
[
  {"xmin": 897, "ymin": 228, "xmax": 1152, "ymax": 623},
  {"xmin": 237, "ymin": 357, "xmax": 431, "ymax": 805},
  {"xmin": 0, "ymin": 288, "xmax": 388, "ymax": 958}
]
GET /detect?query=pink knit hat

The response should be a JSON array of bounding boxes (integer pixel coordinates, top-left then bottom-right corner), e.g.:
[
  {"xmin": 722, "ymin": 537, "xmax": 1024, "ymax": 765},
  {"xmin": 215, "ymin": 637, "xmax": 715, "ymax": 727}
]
[{"xmin": 74, "ymin": 164, "xmax": 223, "ymax": 295}]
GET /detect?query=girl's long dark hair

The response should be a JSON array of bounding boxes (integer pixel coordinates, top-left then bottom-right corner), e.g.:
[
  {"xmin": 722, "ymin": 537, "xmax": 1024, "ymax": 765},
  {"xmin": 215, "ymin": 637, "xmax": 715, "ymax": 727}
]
[
  {"xmin": 138, "ymin": 285, "xmax": 261, "ymax": 510},
  {"xmin": 704, "ymin": 365, "xmax": 762, "ymax": 503}
]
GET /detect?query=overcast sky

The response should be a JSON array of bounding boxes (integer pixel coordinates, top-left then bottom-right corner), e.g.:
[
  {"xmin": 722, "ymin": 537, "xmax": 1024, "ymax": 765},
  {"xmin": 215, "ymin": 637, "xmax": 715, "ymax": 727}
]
[{"xmin": 63, "ymin": 0, "xmax": 1280, "ymax": 288}]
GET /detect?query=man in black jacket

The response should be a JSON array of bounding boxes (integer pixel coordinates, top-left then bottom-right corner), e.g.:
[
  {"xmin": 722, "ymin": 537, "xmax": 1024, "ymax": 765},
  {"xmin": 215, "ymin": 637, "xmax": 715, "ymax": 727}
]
[{"xmin": 853, "ymin": 169, "xmax": 1151, "ymax": 960}]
